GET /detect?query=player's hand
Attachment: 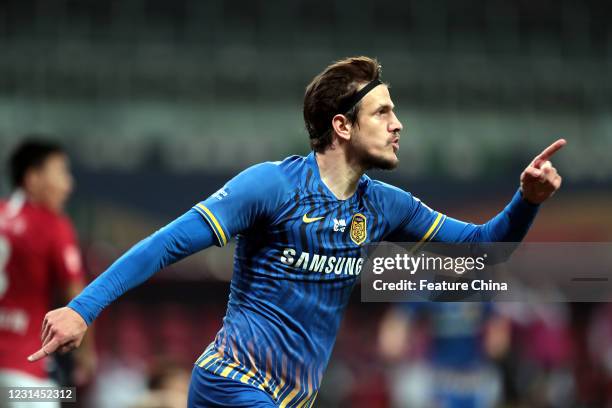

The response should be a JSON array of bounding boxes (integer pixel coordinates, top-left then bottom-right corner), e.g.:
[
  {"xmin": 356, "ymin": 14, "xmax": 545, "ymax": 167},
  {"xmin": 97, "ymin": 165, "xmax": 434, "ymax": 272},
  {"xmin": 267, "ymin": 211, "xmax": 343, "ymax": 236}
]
[
  {"xmin": 27, "ymin": 307, "xmax": 88, "ymax": 362},
  {"xmin": 520, "ymin": 138, "xmax": 566, "ymax": 204}
]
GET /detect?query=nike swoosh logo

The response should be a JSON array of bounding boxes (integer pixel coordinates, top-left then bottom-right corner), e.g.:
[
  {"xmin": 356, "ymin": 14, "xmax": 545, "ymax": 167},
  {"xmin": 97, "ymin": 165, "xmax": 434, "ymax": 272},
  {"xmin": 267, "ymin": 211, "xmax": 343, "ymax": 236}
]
[{"xmin": 302, "ymin": 213, "xmax": 325, "ymax": 223}]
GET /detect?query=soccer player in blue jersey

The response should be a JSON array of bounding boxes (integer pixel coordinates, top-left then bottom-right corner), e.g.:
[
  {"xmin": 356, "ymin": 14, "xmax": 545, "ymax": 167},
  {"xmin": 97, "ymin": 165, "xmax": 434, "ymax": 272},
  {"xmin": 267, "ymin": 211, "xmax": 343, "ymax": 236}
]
[{"xmin": 28, "ymin": 56, "xmax": 565, "ymax": 407}]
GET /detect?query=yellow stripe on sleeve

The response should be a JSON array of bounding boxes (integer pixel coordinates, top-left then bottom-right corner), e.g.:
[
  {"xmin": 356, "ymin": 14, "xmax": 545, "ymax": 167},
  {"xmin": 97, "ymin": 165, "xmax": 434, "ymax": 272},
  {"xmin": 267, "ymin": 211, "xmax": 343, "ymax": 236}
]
[
  {"xmin": 193, "ymin": 205, "xmax": 222, "ymax": 245},
  {"xmin": 419, "ymin": 212, "xmax": 443, "ymax": 243},
  {"xmin": 428, "ymin": 215, "xmax": 446, "ymax": 242},
  {"xmin": 195, "ymin": 203, "xmax": 228, "ymax": 246}
]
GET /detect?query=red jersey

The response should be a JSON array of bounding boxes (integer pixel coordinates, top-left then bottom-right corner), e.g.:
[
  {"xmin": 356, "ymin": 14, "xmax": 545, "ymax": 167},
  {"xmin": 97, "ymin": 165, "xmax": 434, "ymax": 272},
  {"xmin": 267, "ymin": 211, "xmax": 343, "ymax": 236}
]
[{"xmin": 0, "ymin": 193, "xmax": 85, "ymax": 379}]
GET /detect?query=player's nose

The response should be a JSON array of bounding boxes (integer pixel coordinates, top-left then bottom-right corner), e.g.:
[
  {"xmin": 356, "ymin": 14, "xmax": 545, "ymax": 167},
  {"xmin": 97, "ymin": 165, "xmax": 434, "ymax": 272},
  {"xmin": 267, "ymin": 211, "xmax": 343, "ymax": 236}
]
[{"xmin": 389, "ymin": 112, "xmax": 403, "ymax": 133}]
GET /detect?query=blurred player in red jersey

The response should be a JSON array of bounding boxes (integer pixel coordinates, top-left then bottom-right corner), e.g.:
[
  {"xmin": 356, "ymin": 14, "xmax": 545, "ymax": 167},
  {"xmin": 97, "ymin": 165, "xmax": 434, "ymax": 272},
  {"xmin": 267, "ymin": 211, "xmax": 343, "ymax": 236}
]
[{"xmin": 0, "ymin": 139, "xmax": 94, "ymax": 406}]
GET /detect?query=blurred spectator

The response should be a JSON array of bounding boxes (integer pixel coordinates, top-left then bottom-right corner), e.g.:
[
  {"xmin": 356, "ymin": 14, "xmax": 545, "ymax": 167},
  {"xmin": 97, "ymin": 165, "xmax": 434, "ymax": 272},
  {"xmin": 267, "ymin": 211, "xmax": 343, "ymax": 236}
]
[
  {"xmin": 0, "ymin": 139, "xmax": 95, "ymax": 407},
  {"xmin": 378, "ymin": 302, "xmax": 508, "ymax": 408}
]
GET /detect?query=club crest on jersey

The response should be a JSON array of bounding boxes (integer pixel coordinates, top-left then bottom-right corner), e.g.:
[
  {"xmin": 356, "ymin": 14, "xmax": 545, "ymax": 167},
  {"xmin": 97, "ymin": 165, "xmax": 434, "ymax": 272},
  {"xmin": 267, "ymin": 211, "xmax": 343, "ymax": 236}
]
[{"xmin": 349, "ymin": 213, "xmax": 367, "ymax": 246}]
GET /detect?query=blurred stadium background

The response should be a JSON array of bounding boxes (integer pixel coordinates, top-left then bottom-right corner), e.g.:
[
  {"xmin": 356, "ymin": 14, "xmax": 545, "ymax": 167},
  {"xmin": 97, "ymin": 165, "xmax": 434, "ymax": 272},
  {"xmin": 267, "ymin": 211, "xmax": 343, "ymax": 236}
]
[{"xmin": 1, "ymin": 0, "xmax": 611, "ymax": 406}]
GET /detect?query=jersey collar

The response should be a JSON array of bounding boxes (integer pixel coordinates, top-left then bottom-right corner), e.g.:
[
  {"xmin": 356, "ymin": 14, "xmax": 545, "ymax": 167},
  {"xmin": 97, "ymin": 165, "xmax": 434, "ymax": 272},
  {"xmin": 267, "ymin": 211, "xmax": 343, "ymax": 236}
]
[{"xmin": 307, "ymin": 151, "xmax": 366, "ymax": 203}]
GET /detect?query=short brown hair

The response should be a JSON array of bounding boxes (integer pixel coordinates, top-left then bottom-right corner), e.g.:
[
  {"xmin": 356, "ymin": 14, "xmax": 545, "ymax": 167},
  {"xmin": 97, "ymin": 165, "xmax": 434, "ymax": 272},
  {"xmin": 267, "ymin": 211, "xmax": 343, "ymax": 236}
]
[{"xmin": 303, "ymin": 56, "xmax": 382, "ymax": 152}]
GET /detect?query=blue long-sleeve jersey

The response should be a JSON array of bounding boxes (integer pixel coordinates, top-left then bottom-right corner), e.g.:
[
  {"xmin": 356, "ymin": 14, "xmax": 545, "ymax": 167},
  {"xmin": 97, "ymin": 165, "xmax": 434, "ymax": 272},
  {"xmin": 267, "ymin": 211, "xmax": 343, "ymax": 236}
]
[{"xmin": 69, "ymin": 152, "xmax": 538, "ymax": 407}]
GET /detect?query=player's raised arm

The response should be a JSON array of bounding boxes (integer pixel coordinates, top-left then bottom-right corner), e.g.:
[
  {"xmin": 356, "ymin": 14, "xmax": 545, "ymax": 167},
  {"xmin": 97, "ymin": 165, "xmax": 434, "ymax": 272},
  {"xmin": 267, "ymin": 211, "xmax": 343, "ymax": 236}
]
[
  {"xmin": 436, "ymin": 139, "xmax": 566, "ymax": 242},
  {"xmin": 382, "ymin": 140, "xmax": 566, "ymax": 244}
]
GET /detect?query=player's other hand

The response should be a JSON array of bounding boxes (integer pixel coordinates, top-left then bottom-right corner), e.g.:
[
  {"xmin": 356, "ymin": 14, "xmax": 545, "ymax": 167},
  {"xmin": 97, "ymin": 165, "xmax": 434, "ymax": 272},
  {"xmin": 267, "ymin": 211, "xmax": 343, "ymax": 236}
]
[
  {"xmin": 520, "ymin": 138, "xmax": 566, "ymax": 204},
  {"xmin": 27, "ymin": 307, "xmax": 88, "ymax": 362}
]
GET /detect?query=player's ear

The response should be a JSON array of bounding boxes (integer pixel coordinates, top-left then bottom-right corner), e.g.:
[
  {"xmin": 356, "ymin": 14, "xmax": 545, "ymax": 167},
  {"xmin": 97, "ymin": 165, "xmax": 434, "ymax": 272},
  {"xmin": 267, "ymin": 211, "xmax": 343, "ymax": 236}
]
[
  {"xmin": 23, "ymin": 168, "xmax": 41, "ymax": 193},
  {"xmin": 331, "ymin": 114, "xmax": 352, "ymax": 142}
]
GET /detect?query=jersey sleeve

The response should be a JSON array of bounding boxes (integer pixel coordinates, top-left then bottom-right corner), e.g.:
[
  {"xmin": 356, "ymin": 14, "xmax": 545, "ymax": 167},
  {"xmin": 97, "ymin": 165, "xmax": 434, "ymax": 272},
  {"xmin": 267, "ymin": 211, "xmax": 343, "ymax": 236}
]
[
  {"xmin": 376, "ymin": 182, "xmax": 539, "ymax": 243},
  {"xmin": 193, "ymin": 162, "xmax": 291, "ymax": 246},
  {"xmin": 50, "ymin": 217, "xmax": 85, "ymax": 286},
  {"xmin": 374, "ymin": 181, "xmax": 446, "ymax": 243},
  {"xmin": 68, "ymin": 209, "xmax": 217, "ymax": 325},
  {"xmin": 431, "ymin": 190, "xmax": 539, "ymax": 243}
]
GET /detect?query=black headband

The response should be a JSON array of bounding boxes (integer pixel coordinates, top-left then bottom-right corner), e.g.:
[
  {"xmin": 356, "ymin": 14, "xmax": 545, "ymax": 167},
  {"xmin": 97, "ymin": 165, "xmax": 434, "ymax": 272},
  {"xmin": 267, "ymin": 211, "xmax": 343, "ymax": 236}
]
[{"xmin": 337, "ymin": 78, "xmax": 382, "ymax": 114}]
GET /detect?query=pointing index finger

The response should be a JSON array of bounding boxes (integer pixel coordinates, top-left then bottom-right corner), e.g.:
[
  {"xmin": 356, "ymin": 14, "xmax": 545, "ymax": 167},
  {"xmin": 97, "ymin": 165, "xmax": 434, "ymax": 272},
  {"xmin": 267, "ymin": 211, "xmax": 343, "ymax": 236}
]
[
  {"xmin": 28, "ymin": 338, "xmax": 61, "ymax": 362},
  {"xmin": 535, "ymin": 138, "xmax": 567, "ymax": 163},
  {"xmin": 27, "ymin": 348, "xmax": 48, "ymax": 362}
]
